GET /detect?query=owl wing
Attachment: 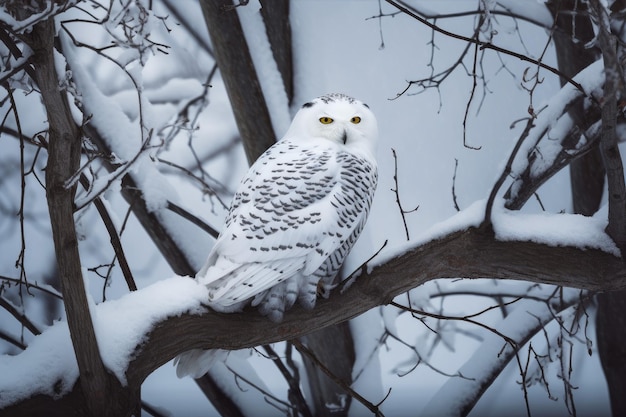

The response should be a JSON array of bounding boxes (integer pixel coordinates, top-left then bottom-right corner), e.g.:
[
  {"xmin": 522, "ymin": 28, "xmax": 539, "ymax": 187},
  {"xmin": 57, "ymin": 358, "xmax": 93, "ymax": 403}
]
[{"xmin": 197, "ymin": 139, "xmax": 368, "ymax": 306}]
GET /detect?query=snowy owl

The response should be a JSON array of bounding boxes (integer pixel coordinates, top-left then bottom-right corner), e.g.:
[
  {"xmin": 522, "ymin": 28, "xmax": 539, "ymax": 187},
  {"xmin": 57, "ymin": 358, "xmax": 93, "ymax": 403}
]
[{"xmin": 175, "ymin": 93, "xmax": 378, "ymax": 378}]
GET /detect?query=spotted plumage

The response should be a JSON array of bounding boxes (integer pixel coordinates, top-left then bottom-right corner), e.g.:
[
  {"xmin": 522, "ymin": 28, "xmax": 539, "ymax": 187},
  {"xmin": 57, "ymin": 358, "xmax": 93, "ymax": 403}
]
[{"xmin": 175, "ymin": 93, "xmax": 378, "ymax": 378}]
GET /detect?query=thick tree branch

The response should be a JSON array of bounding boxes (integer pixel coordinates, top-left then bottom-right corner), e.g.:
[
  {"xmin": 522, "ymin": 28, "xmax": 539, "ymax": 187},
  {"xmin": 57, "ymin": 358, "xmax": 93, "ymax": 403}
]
[
  {"xmin": 259, "ymin": 0, "xmax": 292, "ymax": 103},
  {"xmin": 199, "ymin": 0, "xmax": 276, "ymax": 164},
  {"xmin": 3, "ymin": 226, "xmax": 626, "ymax": 415},
  {"xmin": 127, "ymin": 228, "xmax": 626, "ymax": 387}
]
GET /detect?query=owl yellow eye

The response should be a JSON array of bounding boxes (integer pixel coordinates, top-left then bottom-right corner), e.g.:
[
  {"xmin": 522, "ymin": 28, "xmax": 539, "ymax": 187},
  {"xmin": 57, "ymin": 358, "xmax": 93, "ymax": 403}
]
[
  {"xmin": 351, "ymin": 116, "xmax": 362, "ymax": 124},
  {"xmin": 319, "ymin": 117, "xmax": 334, "ymax": 124}
]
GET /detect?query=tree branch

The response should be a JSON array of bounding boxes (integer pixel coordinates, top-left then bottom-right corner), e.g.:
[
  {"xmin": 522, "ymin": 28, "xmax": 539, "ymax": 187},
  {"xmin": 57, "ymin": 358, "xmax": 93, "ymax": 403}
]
[
  {"xmin": 199, "ymin": 0, "xmax": 276, "ymax": 164},
  {"xmin": 422, "ymin": 287, "xmax": 586, "ymax": 416},
  {"xmin": 3, "ymin": 225, "xmax": 626, "ymax": 415},
  {"xmin": 0, "ymin": 296, "xmax": 41, "ymax": 336},
  {"xmin": 125, "ymin": 228, "xmax": 626, "ymax": 387},
  {"xmin": 385, "ymin": 0, "xmax": 586, "ymax": 94}
]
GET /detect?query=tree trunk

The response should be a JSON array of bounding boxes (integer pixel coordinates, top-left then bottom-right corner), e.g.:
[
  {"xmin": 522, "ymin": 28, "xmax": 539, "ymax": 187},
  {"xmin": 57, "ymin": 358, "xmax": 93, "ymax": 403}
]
[
  {"xmin": 548, "ymin": 2, "xmax": 626, "ymax": 416},
  {"xmin": 199, "ymin": 0, "xmax": 276, "ymax": 166},
  {"xmin": 23, "ymin": 17, "xmax": 138, "ymax": 417},
  {"xmin": 300, "ymin": 322, "xmax": 355, "ymax": 416},
  {"xmin": 596, "ymin": 291, "xmax": 626, "ymax": 416}
]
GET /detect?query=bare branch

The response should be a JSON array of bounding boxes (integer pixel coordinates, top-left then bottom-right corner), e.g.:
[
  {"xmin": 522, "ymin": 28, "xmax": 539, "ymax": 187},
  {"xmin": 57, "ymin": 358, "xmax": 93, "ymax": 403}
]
[
  {"xmin": 0, "ymin": 296, "xmax": 41, "ymax": 336},
  {"xmin": 0, "ymin": 329, "xmax": 26, "ymax": 350},
  {"xmin": 79, "ymin": 174, "xmax": 137, "ymax": 292},
  {"xmin": 483, "ymin": 117, "xmax": 535, "ymax": 228},
  {"xmin": 4, "ymin": 85, "xmax": 28, "ymax": 289},
  {"xmin": 385, "ymin": 0, "xmax": 586, "ymax": 93},
  {"xmin": 165, "ymin": 201, "xmax": 220, "ymax": 239},
  {"xmin": 422, "ymin": 288, "xmax": 587, "ymax": 416},
  {"xmin": 390, "ymin": 149, "xmax": 420, "ymax": 240},
  {"xmin": 0, "ymin": 276, "xmax": 63, "ymax": 300},
  {"xmin": 262, "ymin": 345, "xmax": 312, "ymax": 417},
  {"xmin": 451, "ymin": 158, "xmax": 460, "ymax": 211}
]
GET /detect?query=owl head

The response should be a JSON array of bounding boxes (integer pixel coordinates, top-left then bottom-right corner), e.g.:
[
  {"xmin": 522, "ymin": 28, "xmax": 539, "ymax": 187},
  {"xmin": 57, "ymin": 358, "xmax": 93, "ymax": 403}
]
[{"xmin": 284, "ymin": 93, "xmax": 378, "ymax": 157}]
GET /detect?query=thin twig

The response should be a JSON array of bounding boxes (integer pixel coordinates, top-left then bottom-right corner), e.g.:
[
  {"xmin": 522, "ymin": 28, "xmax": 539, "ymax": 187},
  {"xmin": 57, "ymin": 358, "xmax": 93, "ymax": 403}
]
[
  {"xmin": 451, "ymin": 158, "xmax": 460, "ymax": 211},
  {"xmin": 462, "ymin": 40, "xmax": 483, "ymax": 150},
  {"xmin": 0, "ymin": 275, "xmax": 63, "ymax": 299},
  {"xmin": 385, "ymin": 0, "xmax": 586, "ymax": 94},
  {"xmin": 390, "ymin": 149, "xmax": 419, "ymax": 241},
  {"xmin": 225, "ymin": 363, "xmax": 294, "ymax": 412},
  {"xmin": 78, "ymin": 174, "xmax": 137, "ymax": 292},
  {"xmin": 0, "ymin": 329, "xmax": 27, "ymax": 350},
  {"xmin": 5, "ymin": 86, "xmax": 29, "ymax": 290},
  {"xmin": 390, "ymin": 301, "xmax": 518, "ymax": 348},
  {"xmin": 166, "ymin": 201, "xmax": 220, "ymax": 239},
  {"xmin": 482, "ymin": 117, "xmax": 536, "ymax": 229},
  {"xmin": 339, "ymin": 239, "xmax": 388, "ymax": 292}
]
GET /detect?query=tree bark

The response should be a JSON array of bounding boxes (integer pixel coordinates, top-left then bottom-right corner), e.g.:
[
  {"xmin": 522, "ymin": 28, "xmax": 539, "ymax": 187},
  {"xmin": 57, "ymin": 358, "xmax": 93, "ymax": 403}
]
[
  {"xmin": 4, "ymin": 225, "xmax": 626, "ymax": 415},
  {"xmin": 199, "ymin": 0, "xmax": 276, "ymax": 165},
  {"xmin": 590, "ymin": 2, "xmax": 626, "ymax": 415},
  {"xmin": 597, "ymin": 291, "xmax": 626, "ymax": 416},
  {"xmin": 300, "ymin": 323, "xmax": 355, "ymax": 416},
  {"xmin": 547, "ymin": 0, "xmax": 603, "ymax": 218},
  {"xmin": 260, "ymin": 0, "xmax": 293, "ymax": 103},
  {"xmin": 23, "ymin": 17, "xmax": 137, "ymax": 417},
  {"xmin": 548, "ymin": 2, "xmax": 626, "ymax": 416}
]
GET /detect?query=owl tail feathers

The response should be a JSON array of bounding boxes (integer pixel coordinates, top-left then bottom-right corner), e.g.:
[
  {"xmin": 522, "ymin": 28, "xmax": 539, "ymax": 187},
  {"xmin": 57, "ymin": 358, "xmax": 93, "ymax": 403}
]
[{"xmin": 174, "ymin": 348, "xmax": 229, "ymax": 379}]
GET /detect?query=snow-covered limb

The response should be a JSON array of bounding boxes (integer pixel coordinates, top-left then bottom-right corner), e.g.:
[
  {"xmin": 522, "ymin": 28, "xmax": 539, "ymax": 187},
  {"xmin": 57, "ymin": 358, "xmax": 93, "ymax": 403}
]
[
  {"xmin": 60, "ymin": 24, "xmax": 211, "ymax": 273},
  {"xmin": 199, "ymin": 0, "xmax": 277, "ymax": 165},
  {"xmin": 504, "ymin": 59, "xmax": 606, "ymax": 210},
  {"xmin": 0, "ymin": 1, "xmax": 78, "ymax": 33},
  {"xmin": 0, "ymin": 277, "xmax": 207, "ymax": 408},
  {"xmin": 236, "ymin": 0, "xmax": 291, "ymax": 136},
  {"xmin": 2, "ymin": 204, "xmax": 625, "ymax": 414},
  {"xmin": 373, "ymin": 200, "xmax": 620, "ymax": 269},
  {"xmin": 420, "ymin": 288, "xmax": 585, "ymax": 417}
]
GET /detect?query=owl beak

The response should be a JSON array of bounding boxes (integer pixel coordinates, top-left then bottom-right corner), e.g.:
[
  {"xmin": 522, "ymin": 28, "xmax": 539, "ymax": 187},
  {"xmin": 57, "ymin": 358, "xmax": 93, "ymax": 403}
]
[{"xmin": 341, "ymin": 129, "xmax": 347, "ymax": 144}]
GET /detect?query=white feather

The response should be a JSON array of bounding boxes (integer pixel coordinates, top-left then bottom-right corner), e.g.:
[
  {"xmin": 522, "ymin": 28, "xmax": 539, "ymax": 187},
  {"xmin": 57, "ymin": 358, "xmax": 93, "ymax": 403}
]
[{"xmin": 176, "ymin": 93, "xmax": 378, "ymax": 377}]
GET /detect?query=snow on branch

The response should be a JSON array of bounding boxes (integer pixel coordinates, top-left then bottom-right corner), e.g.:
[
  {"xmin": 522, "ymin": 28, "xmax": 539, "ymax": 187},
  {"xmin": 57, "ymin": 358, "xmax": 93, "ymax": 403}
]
[
  {"xmin": 59, "ymin": 26, "xmax": 211, "ymax": 273},
  {"xmin": 0, "ymin": 277, "xmax": 208, "ymax": 409},
  {"xmin": 421, "ymin": 287, "xmax": 585, "ymax": 417},
  {"xmin": 96, "ymin": 229, "xmax": 626, "ymax": 373},
  {"xmin": 2, "ymin": 205, "xmax": 624, "ymax": 413},
  {"xmin": 0, "ymin": 0, "xmax": 78, "ymax": 33},
  {"xmin": 504, "ymin": 60, "xmax": 606, "ymax": 210}
]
